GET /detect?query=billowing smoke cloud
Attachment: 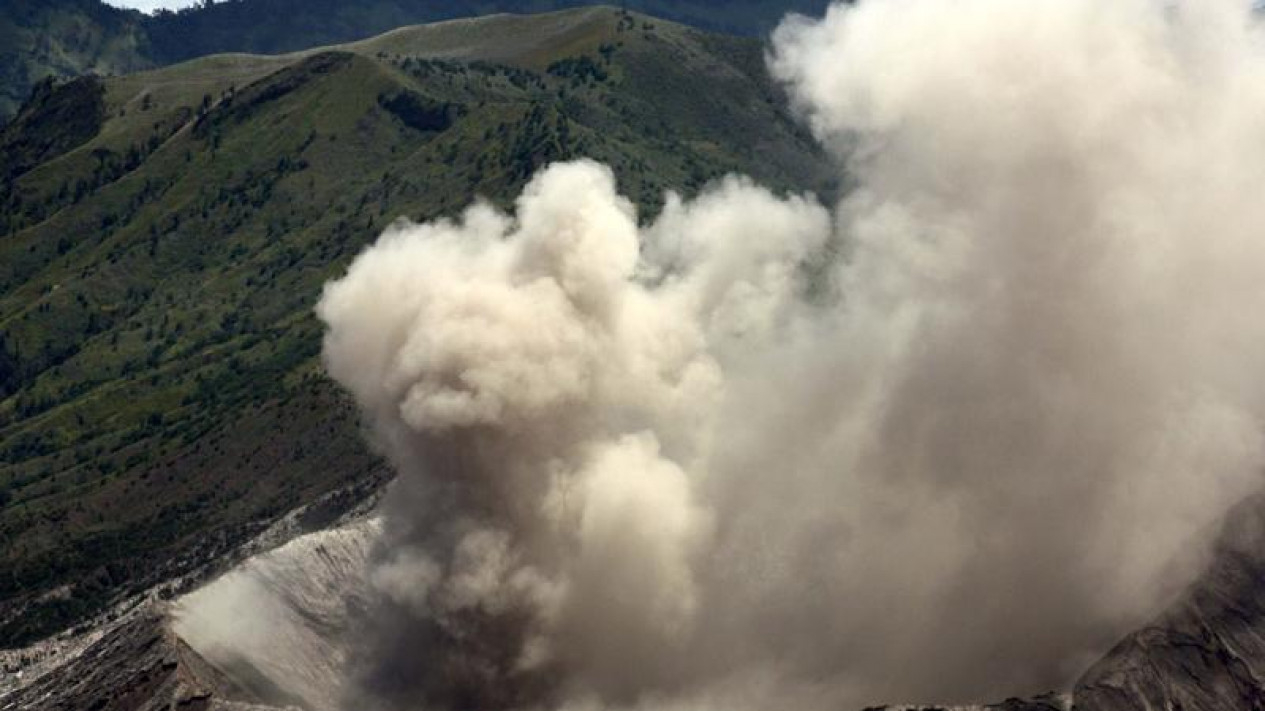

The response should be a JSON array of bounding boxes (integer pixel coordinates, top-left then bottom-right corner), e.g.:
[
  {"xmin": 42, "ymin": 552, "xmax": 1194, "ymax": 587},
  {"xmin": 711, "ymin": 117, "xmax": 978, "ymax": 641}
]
[{"xmin": 316, "ymin": 0, "xmax": 1265, "ymax": 707}]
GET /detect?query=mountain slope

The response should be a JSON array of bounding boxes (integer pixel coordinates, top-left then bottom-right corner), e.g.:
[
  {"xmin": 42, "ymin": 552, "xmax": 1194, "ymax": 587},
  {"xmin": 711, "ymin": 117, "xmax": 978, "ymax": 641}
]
[
  {"xmin": 0, "ymin": 0, "xmax": 154, "ymax": 121},
  {"xmin": 1073, "ymin": 491, "xmax": 1265, "ymax": 711},
  {"xmin": 0, "ymin": 6, "xmax": 833, "ymax": 647},
  {"xmin": 0, "ymin": 605, "xmax": 266, "ymax": 711},
  {"xmin": 171, "ymin": 518, "xmax": 380, "ymax": 710},
  {"xmin": 141, "ymin": 0, "xmax": 832, "ymax": 61},
  {"xmin": 0, "ymin": 0, "xmax": 833, "ymax": 123}
]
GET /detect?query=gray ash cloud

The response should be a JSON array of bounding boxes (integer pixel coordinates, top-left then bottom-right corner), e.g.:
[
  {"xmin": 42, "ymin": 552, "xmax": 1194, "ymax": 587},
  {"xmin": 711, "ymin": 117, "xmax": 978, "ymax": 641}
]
[{"xmin": 315, "ymin": 1, "xmax": 1265, "ymax": 707}]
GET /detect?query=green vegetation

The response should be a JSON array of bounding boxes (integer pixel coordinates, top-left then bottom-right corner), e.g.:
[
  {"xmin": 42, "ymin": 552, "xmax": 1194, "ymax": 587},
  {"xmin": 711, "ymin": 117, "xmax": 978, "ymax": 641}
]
[
  {"xmin": 0, "ymin": 7, "xmax": 831, "ymax": 646},
  {"xmin": 377, "ymin": 89, "xmax": 462, "ymax": 132},
  {"xmin": 0, "ymin": 75, "xmax": 106, "ymax": 184},
  {"xmin": 0, "ymin": 0, "xmax": 833, "ymax": 123},
  {"xmin": 142, "ymin": 0, "xmax": 834, "ymax": 60},
  {"xmin": 0, "ymin": 0, "xmax": 155, "ymax": 122}
]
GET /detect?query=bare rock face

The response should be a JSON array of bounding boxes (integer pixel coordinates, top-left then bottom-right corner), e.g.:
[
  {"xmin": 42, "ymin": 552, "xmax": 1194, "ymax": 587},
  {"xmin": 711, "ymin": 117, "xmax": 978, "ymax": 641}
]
[
  {"xmin": 0, "ymin": 517, "xmax": 378, "ymax": 711},
  {"xmin": 171, "ymin": 519, "xmax": 379, "ymax": 711},
  {"xmin": 0, "ymin": 604, "xmax": 272, "ymax": 711},
  {"xmin": 1073, "ymin": 492, "xmax": 1265, "ymax": 711}
]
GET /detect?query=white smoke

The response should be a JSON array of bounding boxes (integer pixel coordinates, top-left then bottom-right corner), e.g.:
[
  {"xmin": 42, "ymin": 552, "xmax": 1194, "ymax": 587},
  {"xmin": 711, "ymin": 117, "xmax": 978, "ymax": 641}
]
[{"xmin": 316, "ymin": 0, "xmax": 1265, "ymax": 707}]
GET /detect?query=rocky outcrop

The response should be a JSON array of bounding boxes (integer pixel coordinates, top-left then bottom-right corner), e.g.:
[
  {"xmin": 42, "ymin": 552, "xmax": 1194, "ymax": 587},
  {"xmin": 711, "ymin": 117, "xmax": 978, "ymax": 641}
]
[
  {"xmin": 1074, "ymin": 493, "xmax": 1265, "ymax": 711},
  {"xmin": 0, "ymin": 603, "xmax": 272, "ymax": 711}
]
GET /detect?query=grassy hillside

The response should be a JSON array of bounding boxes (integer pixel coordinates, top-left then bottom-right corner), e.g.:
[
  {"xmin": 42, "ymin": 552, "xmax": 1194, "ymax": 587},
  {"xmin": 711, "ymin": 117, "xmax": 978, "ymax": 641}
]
[
  {"xmin": 0, "ymin": 6, "xmax": 832, "ymax": 646},
  {"xmin": 142, "ymin": 0, "xmax": 832, "ymax": 61},
  {"xmin": 0, "ymin": 0, "xmax": 832, "ymax": 123}
]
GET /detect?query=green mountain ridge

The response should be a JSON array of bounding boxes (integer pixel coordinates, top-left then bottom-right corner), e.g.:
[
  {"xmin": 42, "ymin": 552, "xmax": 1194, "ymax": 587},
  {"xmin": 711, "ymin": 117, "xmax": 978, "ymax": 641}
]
[
  {"xmin": 0, "ymin": 0, "xmax": 833, "ymax": 121},
  {"xmin": 0, "ymin": 6, "xmax": 832, "ymax": 646}
]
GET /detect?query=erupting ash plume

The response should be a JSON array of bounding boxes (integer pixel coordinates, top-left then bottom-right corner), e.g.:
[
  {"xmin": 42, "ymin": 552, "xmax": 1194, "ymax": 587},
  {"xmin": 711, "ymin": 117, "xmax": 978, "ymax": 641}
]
[{"xmin": 316, "ymin": 0, "xmax": 1265, "ymax": 707}]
